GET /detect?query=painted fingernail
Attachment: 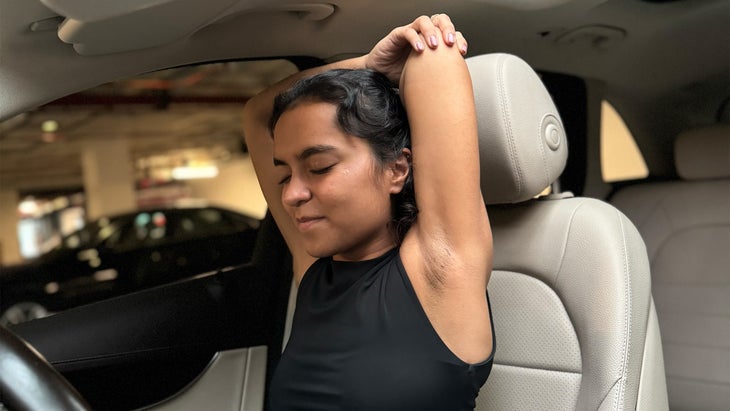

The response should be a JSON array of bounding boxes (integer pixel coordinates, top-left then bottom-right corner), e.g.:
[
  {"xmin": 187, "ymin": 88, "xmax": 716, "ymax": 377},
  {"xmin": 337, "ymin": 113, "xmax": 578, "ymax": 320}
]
[
  {"xmin": 429, "ymin": 35, "xmax": 438, "ymax": 47},
  {"xmin": 416, "ymin": 41, "xmax": 425, "ymax": 51},
  {"xmin": 461, "ymin": 44, "xmax": 468, "ymax": 54},
  {"xmin": 447, "ymin": 32, "xmax": 455, "ymax": 44}
]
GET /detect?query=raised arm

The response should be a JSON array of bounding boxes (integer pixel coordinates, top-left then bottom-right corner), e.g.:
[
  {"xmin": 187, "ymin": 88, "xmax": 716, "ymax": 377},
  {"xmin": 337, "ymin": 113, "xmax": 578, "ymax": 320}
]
[
  {"xmin": 243, "ymin": 57, "xmax": 367, "ymax": 280},
  {"xmin": 399, "ymin": 16, "xmax": 493, "ymax": 289},
  {"xmin": 396, "ymin": 15, "xmax": 494, "ymax": 365},
  {"xmin": 243, "ymin": 17, "xmax": 466, "ymax": 282}
]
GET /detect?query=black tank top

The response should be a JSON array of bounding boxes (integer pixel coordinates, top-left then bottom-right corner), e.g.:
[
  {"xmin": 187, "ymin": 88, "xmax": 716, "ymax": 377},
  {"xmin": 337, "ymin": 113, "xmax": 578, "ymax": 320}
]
[{"xmin": 269, "ymin": 248, "xmax": 494, "ymax": 411}]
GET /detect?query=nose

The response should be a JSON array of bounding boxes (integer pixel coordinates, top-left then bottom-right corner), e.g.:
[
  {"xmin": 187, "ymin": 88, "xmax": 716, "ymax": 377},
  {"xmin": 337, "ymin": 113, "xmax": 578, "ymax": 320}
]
[{"xmin": 281, "ymin": 174, "xmax": 311, "ymax": 207}]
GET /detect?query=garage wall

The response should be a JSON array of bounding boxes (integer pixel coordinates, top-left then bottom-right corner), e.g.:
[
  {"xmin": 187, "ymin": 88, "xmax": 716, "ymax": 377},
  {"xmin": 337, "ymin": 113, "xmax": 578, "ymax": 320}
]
[
  {"xmin": 0, "ymin": 189, "xmax": 21, "ymax": 264},
  {"xmin": 186, "ymin": 155, "xmax": 268, "ymax": 219}
]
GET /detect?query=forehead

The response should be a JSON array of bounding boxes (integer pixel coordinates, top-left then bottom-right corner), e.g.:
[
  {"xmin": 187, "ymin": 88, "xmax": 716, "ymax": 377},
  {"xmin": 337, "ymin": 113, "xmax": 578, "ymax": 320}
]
[{"xmin": 272, "ymin": 101, "xmax": 365, "ymax": 159}]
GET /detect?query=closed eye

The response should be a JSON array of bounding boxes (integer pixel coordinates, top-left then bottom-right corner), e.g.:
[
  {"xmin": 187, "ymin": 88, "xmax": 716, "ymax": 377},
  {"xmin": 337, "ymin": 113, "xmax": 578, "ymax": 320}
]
[
  {"xmin": 311, "ymin": 164, "xmax": 336, "ymax": 175},
  {"xmin": 278, "ymin": 175, "xmax": 291, "ymax": 185}
]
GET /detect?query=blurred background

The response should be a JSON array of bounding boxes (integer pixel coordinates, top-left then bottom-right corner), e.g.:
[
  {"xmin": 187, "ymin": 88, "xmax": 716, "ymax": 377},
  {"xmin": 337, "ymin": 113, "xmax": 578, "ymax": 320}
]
[
  {"xmin": 0, "ymin": 59, "xmax": 297, "ymax": 263},
  {"xmin": 0, "ymin": 58, "xmax": 647, "ymax": 325}
]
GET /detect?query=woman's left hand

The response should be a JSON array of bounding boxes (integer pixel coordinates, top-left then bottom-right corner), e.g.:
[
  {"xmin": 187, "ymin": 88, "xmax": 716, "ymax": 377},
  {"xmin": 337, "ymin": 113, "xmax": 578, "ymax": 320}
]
[{"xmin": 365, "ymin": 14, "xmax": 468, "ymax": 84}]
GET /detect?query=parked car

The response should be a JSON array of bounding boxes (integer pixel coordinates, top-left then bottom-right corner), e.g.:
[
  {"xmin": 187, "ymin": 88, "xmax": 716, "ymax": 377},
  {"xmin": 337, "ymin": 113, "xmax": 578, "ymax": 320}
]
[
  {"xmin": 0, "ymin": 206, "xmax": 260, "ymax": 325},
  {"xmin": 0, "ymin": 0, "xmax": 727, "ymax": 410}
]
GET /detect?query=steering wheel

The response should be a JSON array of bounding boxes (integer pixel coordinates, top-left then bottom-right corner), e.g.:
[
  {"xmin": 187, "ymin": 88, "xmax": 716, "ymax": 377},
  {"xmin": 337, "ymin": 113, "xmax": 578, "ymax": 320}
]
[{"xmin": 0, "ymin": 325, "xmax": 91, "ymax": 411}]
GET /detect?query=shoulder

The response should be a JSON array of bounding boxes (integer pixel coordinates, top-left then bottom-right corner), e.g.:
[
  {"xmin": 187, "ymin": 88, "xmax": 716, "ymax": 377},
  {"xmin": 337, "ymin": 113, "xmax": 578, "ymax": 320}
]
[{"xmin": 296, "ymin": 255, "xmax": 329, "ymax": 288}]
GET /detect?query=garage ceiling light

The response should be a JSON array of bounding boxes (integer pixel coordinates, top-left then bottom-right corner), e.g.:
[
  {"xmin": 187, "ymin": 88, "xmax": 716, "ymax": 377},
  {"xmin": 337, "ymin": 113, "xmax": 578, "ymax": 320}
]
[{"xmin": 171, "ymin": 165, "xmax": 219, "ymax": 180}]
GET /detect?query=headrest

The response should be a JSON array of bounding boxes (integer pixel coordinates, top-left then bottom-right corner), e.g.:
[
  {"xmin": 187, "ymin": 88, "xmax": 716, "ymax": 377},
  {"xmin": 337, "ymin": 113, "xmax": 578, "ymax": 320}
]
[
  {"xmin": 675, "ymin": 125, "xmax": 730, "ymax": 180},
  {"xmin": 466, "ymin": 54, "xmax": 568, "ymax": 205}
]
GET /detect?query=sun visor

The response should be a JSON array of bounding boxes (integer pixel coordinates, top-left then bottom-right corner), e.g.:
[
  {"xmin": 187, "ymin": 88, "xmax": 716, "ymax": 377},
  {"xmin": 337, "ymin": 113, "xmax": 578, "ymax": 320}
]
[
  {"xmin": 39, "ymin": 0, "xmax": 335, "ymax": 55},
  {"xmin": 465, "ymin": 0, "xmax": 602, "ymax": 11}
]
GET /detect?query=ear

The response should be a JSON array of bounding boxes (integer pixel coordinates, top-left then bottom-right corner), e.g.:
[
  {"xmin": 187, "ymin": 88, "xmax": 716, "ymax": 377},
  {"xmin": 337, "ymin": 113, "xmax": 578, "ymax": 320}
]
[{"xmin": 388, "ymin": 148, "xmax": 411, "ymax": 194}]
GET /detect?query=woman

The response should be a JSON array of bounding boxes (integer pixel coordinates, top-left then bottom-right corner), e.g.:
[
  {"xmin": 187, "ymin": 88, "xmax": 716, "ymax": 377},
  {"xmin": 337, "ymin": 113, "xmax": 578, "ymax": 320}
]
[{"xmin": 243, "ymin": 14, "xmax": 494, "ymax": 410}]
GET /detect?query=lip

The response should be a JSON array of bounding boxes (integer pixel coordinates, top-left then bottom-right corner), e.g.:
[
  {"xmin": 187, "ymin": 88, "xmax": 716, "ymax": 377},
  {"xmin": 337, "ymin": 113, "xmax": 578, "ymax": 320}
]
[{"xmin": 295, "ymin": 216, "xmax": 324, "ymax": 231}]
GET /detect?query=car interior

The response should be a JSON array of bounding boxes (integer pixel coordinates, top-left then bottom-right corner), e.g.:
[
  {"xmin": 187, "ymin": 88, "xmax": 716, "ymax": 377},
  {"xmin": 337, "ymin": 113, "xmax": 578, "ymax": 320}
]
[
  {"xmin": 1, "ymin": 0, "xmax": 728, "ymax": 410},
  {"xmin": 467, "ymin": 53, "xmax": 667, "ymax": 410},
  {"xmin": 610, "ymin": 125, "xmax": 730, "ymax": 410}
]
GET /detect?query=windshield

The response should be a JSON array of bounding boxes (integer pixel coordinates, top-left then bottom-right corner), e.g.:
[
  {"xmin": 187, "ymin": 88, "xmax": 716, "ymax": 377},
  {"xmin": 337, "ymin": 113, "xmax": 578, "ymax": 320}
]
[{"xmin": 56, "ymin": 217, "xmax": 119, "ymax": 251}]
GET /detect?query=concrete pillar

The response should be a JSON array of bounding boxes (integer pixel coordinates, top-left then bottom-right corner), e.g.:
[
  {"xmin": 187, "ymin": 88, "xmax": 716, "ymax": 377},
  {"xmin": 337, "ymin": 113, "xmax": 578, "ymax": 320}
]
[
  {"xmin": 81, "ymin": 139, "xmax": 136, "ymax": 220},
  {"xmin": 185, "ymin": 155, "xmax": 268, "ymax": 219},
  {"xmin": 0, "ymin": 190, "xmax": 21, "ymax": 265}
]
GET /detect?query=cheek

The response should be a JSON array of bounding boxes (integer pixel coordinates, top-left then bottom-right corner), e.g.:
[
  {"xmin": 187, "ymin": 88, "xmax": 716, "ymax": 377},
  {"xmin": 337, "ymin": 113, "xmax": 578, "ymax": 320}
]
[
  {"xmin": 357, "ymin": 174, "xmax": 393, "ymax": 214},
  {"xmin": 309, "ymin": 175, "xmax": 348, "ymax": 213},
  {"xmin": 320, "ymin": 161, "xmax": 391, "ymax": 213}
]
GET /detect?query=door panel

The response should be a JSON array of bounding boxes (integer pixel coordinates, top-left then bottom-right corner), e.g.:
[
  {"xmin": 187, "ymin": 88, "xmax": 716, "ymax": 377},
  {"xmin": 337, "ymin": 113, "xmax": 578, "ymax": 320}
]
[
  {"xmin": 143, "ymin": 346, "xmax": 268, "ymax": 411},
  {"xmin": 9, "ymin": 263, "xmax": 279, "ymax": 410},
  {"xmin": 8, "ymin": 214, "xmax": 293, "ymax": 410}
]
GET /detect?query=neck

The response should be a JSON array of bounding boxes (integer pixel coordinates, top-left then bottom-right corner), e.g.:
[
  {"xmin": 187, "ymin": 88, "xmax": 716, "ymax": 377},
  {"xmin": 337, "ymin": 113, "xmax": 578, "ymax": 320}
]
[{"xmin": 332, "ymin": 238, "xmax": 396, "ymax": 262}]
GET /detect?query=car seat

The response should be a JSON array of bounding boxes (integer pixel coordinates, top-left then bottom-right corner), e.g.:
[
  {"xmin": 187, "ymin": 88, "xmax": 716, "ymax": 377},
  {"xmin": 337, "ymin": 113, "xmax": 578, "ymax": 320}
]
[
  {"xmin": 466, "ymin": 53, "xmax": 669, "ymax": 410},
  {"xmin": 611, "ymin": 125, "xmax": 729, "ymax": 411}
]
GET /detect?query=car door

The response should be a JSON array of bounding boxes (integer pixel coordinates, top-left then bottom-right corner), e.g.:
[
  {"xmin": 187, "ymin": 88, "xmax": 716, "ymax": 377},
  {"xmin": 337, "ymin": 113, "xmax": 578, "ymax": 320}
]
[
  {"xmin": 8, "ymin": 215, "xmax": 292, "ymax": 411},
  {"xmin": 52, "ymin": 216, "xmax": 143, "ymax": 308},
  {"xmin": 163, "ymin": 208, "xmax": 260, "ymax": 280}
]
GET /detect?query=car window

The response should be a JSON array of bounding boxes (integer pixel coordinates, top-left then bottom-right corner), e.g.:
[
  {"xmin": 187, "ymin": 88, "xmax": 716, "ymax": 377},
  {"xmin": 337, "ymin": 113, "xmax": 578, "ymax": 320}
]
[
  {"xmin": 0, "ymin": 59, "xmax": 297, "ymax": 324},
  {"xmin": 107, "ymin": 211, "xmax": 170, "ymax": 249},
  {"xmin": 600, "ymin": 100, "xmax": 648, "ymax": 182},
  {"xmin": 63, "ymin": 223, "xmax": 97, "ymax": 249},
  {"xmin": 4, "ymin": 59, "xmax": 295, "ymax": 258},
  {"xmin": 59, "ymin": 217, "xmax": 119, "ymax": 251},
  {"xmin": 176, "ymin": 209, "xmax": 230, "ymax": 238}
]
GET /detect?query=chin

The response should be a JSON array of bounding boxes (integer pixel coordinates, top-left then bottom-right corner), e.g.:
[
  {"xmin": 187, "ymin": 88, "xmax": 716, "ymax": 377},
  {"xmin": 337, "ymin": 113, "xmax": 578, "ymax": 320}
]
[{"xmin": 304, "ymin": 242, "xmax": 337, "ymax": 259}]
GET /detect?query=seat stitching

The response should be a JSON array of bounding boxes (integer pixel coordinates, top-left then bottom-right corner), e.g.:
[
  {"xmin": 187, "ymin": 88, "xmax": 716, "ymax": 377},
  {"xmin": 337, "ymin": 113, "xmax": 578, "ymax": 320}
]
[
  {"xmin": 492, "ymin": 361, "xmax": 582, "ymax": 375},
  {"xmin": 597, "ymin": 376, "xmax": 623, "ymax": 410},
  {"xmin": 552, "ymin": 200, "xmax": 586, "ymax": 287},
  {"xmin": 614, "ymin": 210, "xmax": 632, "ymax": 411},
  {"xmin": 497, "ymin": 55, "xmax": 522, "ymax": 197},
  {"xmin": 614, "ymin": 189, "xmax": 673, "ymax": 262},
  {"xmin": 536, "ymin": 115, "xmax": 550, "ymax": 190}
]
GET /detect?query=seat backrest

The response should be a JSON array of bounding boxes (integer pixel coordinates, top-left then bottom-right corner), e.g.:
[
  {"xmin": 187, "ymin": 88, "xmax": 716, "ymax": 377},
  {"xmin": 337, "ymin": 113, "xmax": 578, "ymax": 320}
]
[
  {"xmin": 466, "ymin": 53, "xmax": 668, "ymax": 410},
  {"xmin": 611, "ymin": 125, "xmax": 730, "ymax": 411}
]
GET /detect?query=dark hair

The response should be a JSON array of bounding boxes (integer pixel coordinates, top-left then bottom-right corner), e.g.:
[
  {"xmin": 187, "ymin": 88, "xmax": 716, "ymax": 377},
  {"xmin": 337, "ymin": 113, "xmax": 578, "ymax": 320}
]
[{"xmin": 270, "ymin": 69, "xmax": 417, "ymax": 243}]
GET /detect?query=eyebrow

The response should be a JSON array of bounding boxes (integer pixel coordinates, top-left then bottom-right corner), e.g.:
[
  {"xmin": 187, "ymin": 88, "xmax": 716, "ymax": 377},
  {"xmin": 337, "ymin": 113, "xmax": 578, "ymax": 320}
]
[{"xmin": 273, "ymin": 144, "xmax": 337, "ymax": 166}]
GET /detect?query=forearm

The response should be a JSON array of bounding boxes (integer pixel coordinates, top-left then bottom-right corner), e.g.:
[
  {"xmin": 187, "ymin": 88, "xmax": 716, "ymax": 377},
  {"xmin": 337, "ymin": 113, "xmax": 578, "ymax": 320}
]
[
  {"xmin": 400, "ymin": 32, "xmax": 489, "ymax": 253},
  {"xmin": 241, "ymin": 54, "xmax": 366, "ymax": 228},
  {"xmin": 241, "ymin": 55, "xmax": 368, "ymax": 279},
  {"xmin": 399, "ymin": 35, "xmax": 475, "ymax": 139},
  {"xmin": 242, "ymin": 55, "xmax": 367, "ymax": 136},
  {"xmin": 400, "ymin": 34, "xmax": 480, "ymax": 195}
]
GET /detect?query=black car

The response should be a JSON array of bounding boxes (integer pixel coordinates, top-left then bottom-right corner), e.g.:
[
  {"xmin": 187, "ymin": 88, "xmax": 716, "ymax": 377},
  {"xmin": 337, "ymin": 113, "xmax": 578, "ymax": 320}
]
[{"xmin": 0, "ymin": 206, "xmax": 260, "ymax": 325}]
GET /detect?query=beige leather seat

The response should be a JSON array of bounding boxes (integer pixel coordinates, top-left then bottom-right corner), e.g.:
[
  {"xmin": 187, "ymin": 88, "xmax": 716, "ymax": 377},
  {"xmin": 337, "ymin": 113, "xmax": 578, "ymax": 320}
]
[
  {"xmin": 611, "ymin": 126, "xmax": 730, "ymax": 411},
  {"xmin": 466, "ymin": 54, "xmax": 668, "ymax": 410}
]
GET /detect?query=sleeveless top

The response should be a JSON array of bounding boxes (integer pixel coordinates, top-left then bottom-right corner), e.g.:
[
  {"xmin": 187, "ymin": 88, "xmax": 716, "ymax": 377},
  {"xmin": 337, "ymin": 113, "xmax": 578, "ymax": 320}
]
[{"xmin": 269, "ymin": 248, "xmax": 495, "ymax": 411}]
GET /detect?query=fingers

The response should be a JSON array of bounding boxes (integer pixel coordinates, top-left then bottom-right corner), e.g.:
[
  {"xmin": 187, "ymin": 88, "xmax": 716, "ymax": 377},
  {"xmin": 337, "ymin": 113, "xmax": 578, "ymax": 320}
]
[
  {"xmin": 430, "ymin": 14, "xmax": 456, "ymax": 46},
  {"xmin": 412, "ymin": 15, "xmax": 440, "ymax": 49},
  {"xmin": 455, "ymin": 31, "xmax": 468, "ymax": 55},
  {"xmin": 409, "ymin": 13, "xmax": 467, "ymax": 54},
  {"xmin": 392, "ymin": 26, "xmax": 427, "ymax": 52}
]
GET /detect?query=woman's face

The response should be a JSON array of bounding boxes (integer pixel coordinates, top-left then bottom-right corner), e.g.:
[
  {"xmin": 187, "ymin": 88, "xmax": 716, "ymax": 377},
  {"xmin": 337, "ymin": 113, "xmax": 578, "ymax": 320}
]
[{"xmin": 273, "ymin": 101, "xmax": 404, "ymax": 261}]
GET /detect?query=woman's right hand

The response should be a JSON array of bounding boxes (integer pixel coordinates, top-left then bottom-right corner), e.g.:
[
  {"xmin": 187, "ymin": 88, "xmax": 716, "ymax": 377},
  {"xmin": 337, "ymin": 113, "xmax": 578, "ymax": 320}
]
[{"xmin": 364, "ymin": 14, "xmax": 468, "ymax": 84}]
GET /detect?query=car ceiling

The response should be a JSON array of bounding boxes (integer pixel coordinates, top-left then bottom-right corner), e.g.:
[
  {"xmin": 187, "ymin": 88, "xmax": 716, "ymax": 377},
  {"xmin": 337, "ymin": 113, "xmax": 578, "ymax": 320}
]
[{"xmin": 0, "ymin": 0, "xmax": 728, "ymax": 193}]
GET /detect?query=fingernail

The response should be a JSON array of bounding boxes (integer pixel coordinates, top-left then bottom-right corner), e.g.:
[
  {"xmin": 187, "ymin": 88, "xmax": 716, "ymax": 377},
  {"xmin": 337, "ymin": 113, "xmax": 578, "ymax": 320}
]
[
  {"xmin": 416, "ymin": 41, "xmax": 425, "ymax": 51},
  {"xmin": 461, "ymin": 44, "xmax": 468, "ymax": 54},
  {"xmin": 429, "ymin": 35, "xmax": 438, "ymax": 47},
  {"xmin": 447, "ymin": 32, "xmax": 455, "ymax": 44}
]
